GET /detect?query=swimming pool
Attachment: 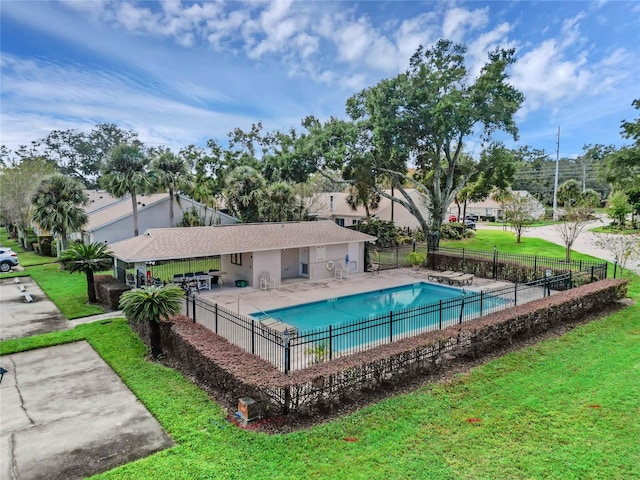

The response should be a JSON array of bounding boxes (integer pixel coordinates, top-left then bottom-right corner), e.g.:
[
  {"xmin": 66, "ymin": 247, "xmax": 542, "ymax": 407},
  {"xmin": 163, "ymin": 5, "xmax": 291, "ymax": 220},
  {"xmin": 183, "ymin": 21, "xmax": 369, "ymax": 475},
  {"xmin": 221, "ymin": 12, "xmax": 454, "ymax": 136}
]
[{"xmin": 251, "ymin": 282, "xmax": 503, "ymax": 349}]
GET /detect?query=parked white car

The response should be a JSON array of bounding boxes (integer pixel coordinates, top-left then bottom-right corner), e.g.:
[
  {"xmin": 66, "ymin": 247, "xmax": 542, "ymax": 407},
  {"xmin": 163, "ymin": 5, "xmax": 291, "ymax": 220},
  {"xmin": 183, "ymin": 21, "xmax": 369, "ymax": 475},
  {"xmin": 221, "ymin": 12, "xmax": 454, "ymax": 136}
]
[{"xmin": 0, "ymin": 247, "xmax": 19, "ymax": 272}]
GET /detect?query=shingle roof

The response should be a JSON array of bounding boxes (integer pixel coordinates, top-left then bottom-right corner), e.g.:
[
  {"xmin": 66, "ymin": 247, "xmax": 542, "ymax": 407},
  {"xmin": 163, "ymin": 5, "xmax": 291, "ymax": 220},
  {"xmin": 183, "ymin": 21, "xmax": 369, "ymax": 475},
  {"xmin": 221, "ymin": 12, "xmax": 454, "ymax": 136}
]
[
  {"xmin": 109, "ymin": 221, "xmax": 377, "ymax": 262},
  {"xmin": 85, "ymin": 192, "xmax": 170, "ymax": 231}
]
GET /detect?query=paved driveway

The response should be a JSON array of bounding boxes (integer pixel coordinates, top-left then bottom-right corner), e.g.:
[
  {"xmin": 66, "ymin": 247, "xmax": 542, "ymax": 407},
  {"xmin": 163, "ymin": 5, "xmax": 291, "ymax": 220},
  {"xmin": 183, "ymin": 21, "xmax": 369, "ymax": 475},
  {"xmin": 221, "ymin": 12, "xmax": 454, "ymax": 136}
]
[
  {"xmin": 0, "ymin": 277, "xmax": 174, "ymax": 479},
  {"xmin": 0, "ymin": 342, "xmax": 174, "ymax": 480}
]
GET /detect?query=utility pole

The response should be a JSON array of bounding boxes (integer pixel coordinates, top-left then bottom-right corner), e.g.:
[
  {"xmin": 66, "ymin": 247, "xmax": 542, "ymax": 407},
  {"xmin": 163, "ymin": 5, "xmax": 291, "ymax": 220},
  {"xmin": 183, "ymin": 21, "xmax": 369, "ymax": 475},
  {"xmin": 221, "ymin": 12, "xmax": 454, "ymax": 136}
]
[{"xmin": 552, "ymin": 126, "xmax": 560, "ymax": 221}]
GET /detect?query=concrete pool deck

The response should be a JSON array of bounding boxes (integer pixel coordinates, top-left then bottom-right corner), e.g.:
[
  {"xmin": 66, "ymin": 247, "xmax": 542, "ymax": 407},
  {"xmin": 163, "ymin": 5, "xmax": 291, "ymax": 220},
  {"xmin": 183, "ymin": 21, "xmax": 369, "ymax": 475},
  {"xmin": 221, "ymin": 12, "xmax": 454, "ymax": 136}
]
[{"xmin": 197, "ymin": 267, "xmax": 519, "ymax": 317}]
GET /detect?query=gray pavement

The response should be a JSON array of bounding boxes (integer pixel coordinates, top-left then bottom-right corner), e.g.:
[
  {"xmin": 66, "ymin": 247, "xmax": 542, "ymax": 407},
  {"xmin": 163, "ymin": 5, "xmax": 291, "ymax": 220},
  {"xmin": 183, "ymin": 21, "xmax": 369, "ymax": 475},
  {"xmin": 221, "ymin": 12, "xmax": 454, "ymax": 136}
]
[
  {"xmin": 0, "ymin": 277, "xmax": 70, "ymax": 341},
  {"xmin": 0, "ymin": 278, "xmax": 174, "ymax": 479},
  {"xmin": 0, "ymin": 342, "xmax": 174, "ymax": 480}
]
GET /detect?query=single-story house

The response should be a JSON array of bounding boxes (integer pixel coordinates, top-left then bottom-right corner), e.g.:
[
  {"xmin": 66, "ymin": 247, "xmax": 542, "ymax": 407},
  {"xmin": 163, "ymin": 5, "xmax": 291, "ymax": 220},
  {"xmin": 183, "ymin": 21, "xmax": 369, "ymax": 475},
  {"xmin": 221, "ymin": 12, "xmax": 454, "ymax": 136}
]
[
  {"xmin": 108, "ymin": 221, "xmax": 377, "ymax": 288},
  {"xmin": 75, "ymin": 190, "xmax": 238, "ymax": 245},
  {"xmin": 448, "ymin": 190, "xmax": 545, "ymax": 221},
  {"xmin": 313, "ymin": 189, "xmax": 431, "ymax": 231}
]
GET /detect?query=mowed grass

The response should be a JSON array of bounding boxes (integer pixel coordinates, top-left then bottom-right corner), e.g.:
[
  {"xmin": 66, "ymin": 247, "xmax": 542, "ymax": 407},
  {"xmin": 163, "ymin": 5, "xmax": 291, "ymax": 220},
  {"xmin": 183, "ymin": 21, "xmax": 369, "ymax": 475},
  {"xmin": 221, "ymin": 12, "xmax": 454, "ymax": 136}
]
[
  {"xmin": 1, "ymin": 229, "xmax": 638, "ymax": 478},
  {"xmin": 27, "ymin": 263, "xmax": 106, "ymax": 319}
]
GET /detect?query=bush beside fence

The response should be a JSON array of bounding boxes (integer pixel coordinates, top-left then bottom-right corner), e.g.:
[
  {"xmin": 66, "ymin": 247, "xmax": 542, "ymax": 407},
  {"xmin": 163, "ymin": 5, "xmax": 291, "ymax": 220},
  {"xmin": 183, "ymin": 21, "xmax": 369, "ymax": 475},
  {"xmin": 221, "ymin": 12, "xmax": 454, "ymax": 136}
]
[{"xmin": 132, "ymin": 278, "xmax": 628, "ymax": 416}]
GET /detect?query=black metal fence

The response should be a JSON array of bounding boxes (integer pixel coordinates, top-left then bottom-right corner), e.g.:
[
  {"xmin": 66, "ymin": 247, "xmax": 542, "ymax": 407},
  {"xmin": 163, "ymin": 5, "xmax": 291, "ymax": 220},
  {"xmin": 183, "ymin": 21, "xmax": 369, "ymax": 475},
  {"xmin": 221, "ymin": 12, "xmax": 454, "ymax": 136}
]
[
  {"xmin": 183, "ymin": 270, "xmax": 597, "ymax": 373},
  {"xmin": 431, "ymin": 246, "xmax": 608, "ymax": 280},
  {"xmin": 371, "ymin": 243, "xmax": 608, "ymax": 281}
]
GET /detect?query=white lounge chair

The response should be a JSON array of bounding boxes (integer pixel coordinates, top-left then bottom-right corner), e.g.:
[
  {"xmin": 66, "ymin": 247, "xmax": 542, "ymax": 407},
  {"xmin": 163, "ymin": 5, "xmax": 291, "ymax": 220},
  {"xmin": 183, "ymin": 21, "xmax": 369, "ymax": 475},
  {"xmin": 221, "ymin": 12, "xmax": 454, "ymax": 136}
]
[{"xmin": 259, "ymin": 272, "xmax": 276, "ymax": 291}]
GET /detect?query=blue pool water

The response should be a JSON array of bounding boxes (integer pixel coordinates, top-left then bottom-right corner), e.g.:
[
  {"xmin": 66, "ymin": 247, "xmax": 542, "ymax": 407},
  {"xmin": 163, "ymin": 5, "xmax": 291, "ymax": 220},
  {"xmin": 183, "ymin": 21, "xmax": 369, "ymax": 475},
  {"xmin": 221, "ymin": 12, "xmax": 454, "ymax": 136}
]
[{"xmin": 251, "ymin": 282, "xmax": 483, "ymax": 331}]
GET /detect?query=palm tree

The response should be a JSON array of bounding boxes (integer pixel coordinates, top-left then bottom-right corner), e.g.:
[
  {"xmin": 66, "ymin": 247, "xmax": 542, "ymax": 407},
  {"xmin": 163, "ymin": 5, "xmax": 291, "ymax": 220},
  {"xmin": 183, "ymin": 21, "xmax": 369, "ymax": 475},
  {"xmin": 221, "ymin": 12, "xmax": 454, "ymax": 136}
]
[
  {"xmin": 31, "ymin": 174, "xmax": 89, "ymax": 256},
  {"xmin": 150, "ymin": 150, "xmax": 194, "ymax": 226},
  {"xmin": 224, "ymin": 165, "xmax": 266, "ymax": 222},
  {"xmin": 261, "ymin": 182, "xmax": 297, "ymax": 221},
  {"xmin": 59, "ymin": 242, "xmax": 113, "ymax": 303},
  {"xmin": 119, "ymin": 285, "xmax": 184, "ymax": 358},
  {"xmin": 345, "ymin": 183, "xmax": 380, "ymax": 218},
  {"xmin": 101, "ymin": 144, "xmax": 152, "ymax": 237}
]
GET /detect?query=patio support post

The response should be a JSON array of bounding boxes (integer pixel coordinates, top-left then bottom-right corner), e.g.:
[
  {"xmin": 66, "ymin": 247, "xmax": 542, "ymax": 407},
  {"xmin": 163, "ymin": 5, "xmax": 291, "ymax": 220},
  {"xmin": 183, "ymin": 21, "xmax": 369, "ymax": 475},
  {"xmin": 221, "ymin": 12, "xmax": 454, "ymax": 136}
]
[{"xmin": 192, "ymin": 295, "xmax": 196, "ymax": 323}]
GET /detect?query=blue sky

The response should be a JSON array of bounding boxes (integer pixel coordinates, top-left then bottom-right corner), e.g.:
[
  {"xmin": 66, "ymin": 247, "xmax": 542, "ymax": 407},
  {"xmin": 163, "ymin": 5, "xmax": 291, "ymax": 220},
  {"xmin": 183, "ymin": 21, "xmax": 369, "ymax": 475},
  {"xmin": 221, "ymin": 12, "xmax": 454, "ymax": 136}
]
[{"xmin": 1, "ymin": 1, "xmax": 639, "ymax": 159}]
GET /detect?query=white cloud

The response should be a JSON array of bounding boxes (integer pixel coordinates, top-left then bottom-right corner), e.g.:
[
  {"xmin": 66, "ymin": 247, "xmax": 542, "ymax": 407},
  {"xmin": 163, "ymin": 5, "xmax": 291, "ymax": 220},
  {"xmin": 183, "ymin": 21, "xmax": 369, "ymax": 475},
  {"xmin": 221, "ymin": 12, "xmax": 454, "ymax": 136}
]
[{"xmin": 442, "ymin": 7, "xmax": 489, "ymax": 43}]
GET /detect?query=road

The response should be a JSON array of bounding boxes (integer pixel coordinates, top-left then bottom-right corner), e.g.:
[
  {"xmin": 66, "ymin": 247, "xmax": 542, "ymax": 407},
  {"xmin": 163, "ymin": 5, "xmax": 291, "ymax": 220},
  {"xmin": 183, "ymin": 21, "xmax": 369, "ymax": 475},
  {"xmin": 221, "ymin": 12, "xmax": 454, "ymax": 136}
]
[{"xmin": 477, "ymin": 217, "xmax": 640, "ymax": 275}]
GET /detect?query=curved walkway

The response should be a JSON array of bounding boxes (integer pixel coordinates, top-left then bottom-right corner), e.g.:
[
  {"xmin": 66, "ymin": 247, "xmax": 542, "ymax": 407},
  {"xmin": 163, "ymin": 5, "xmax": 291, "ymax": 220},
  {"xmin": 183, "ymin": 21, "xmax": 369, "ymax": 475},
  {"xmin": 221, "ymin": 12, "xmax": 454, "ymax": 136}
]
[{"xmin": 478, "ymin": 219, "xmax": 640, "ymax": 275}]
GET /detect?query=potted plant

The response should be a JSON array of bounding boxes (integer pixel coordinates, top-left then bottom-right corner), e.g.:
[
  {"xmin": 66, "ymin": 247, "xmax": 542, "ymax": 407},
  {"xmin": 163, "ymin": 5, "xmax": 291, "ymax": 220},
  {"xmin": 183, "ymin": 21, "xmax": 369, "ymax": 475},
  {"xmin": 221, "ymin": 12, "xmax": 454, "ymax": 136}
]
[{"xmin": 407, "ymin": 251, "xmax": 426, "ymax": 270}]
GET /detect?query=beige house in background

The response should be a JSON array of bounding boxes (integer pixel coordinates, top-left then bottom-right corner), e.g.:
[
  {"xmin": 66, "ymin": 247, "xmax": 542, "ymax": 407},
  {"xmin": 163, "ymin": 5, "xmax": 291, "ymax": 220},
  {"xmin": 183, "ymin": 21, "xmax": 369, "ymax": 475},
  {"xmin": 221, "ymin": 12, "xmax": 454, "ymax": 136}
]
[
  {"xmin": 313, "ymin": 189, "xmax": 431, "ymax": 231},
  {"xmin": 108, "ymin": 221, "xmax": 377, "ymax": 288},
  {"xmin": 447, "ymin": 190, "xmax": 545, "ymax": 221}
]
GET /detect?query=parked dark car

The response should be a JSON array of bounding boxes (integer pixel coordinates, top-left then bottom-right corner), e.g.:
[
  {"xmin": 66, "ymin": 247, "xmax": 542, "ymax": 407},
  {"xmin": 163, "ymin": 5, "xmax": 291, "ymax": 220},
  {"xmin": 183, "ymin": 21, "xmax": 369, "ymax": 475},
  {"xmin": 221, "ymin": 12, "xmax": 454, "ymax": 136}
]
[
  {"xmin": 464, "ymin": 218, "xmax": 476, "ymax": 230},
  {"xmin": 0, "ymin": 247, "xmax": 19, "ymax": 272},
  {"xmin": 465, "ymin": 214, "xmax": 479, "ymax": 222}
]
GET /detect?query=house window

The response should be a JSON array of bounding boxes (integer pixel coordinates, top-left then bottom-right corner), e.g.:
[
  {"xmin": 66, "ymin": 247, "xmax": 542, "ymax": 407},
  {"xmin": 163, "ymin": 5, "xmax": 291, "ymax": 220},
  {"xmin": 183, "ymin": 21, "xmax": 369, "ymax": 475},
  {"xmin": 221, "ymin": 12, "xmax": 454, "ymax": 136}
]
[
  {"xmin": 335, "ymin": 218, "xmax": 345, "ymax": 227},
  {"xmin": 230, "ymin": 253, "xmax": 242, "ymax": 265}
]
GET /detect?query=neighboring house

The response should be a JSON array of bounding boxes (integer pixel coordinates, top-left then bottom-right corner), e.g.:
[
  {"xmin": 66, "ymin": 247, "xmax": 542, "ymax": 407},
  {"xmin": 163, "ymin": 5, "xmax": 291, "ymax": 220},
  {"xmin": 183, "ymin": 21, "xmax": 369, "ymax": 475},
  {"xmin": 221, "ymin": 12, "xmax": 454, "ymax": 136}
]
[
  {"xmin": 313, "ymin": 189, "xmax": 431, "ymax": 231},
  {"xmin": 448, "ymin": 190, "xmax": 545, "ymax": 221},
  {"xmin": 108, "ymin": 221, "xmax": 377, "ymax": 288},
  {"xmin": 73, "ymin": 190, "xmax": 238, "ymax": 245}
]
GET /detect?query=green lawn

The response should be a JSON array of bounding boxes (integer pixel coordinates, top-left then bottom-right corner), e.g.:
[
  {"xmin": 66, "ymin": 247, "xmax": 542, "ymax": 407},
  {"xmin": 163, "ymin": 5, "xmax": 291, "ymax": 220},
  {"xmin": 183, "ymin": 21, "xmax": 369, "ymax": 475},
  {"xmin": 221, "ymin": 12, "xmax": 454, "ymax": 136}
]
[
  {"xmin": 442, "ymin": 230, "xmax": 606, "ymax": 263},
  {"xmin": 1, "ymin": 230, "xmax": 639, "ymax": 479},
  {"xmin": 1, "ymin": 228, "xmax": 106, "ymax": 318}
]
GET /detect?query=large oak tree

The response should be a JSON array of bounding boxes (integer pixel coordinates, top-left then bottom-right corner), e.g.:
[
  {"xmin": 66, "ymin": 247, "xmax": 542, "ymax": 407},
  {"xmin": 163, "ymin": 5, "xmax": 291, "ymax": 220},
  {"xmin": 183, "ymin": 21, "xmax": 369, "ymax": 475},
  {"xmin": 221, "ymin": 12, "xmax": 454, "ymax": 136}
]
[{"xmin": 343, "ymin": 40, "xmax": 524, "ymax": 248}]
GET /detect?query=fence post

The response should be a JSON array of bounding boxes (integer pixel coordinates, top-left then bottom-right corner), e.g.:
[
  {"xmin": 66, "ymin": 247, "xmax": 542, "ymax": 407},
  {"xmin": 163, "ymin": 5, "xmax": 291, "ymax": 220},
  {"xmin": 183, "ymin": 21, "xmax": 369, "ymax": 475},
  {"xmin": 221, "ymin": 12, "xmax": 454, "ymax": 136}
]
[
  {"xmin": 439, "ymin": 300, "xmax": 443, "ymax": 330},
  {"xmin": 185, "ymin": 295, "xmax": 189, "ymax": 317},
  {"xmin": 389, "ymin": 311, "xmax": 393, "ymax": 343},
  {"xmin": 480, "ymin": 291, "xmax": 483, "ymax": 316},
  {"xmin": 492, "ymin": 246, "xmax": 498, "ymax": 279},
  {"xmin": 192, "ymin": 295, "xmax": 196, "ymax": 324},
  {"xmin": 215, "ymin": 303, "xmax": 218, "ymax": 333},
  {"xmin": 251, "ymin": 320, "xmax": 255, "ymax": 354},
  {"xmin": 604, "ymin": 262, "xmax": 608, "ymax": 280},
  {"xmin": 329, "ymin": 325, "xmax": 333, "ymax": 360},
  {"xmin": 514, "ymin": 281, "xmax": 518, "ymax": 306},
  {"xmin": 590, "ymin": 265, "xmax": 595, "ymax": 282},
  {"xmin": 534, "ymin": 255, "xmax": 537, "ymax": 274},
  {"xmin": 613, "ymin": 260, "xmax": 617, "ymax": 279},
  {"xmin": 579, "ymin": 259, "xmax": 583, "ymax": 271},
  {"xmin": 458, "ymin": 297, "xmax": 465, "ymax": 324},
  {"xmin": 283, "ymin": 333, "xmax": 291, "ymax": 375},
  {"xmin": 462, "ymin": 248, "xmax": 465, "ymax": 270}
]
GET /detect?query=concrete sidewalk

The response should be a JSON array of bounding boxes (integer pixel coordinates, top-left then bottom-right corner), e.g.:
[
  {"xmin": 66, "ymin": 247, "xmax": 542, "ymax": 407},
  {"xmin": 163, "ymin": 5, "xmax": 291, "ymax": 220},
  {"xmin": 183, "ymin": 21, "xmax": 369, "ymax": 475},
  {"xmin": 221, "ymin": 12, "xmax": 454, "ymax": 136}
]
[{"xmin": 0, "ymin": 277, "xmax": 70, "ymax": 341}]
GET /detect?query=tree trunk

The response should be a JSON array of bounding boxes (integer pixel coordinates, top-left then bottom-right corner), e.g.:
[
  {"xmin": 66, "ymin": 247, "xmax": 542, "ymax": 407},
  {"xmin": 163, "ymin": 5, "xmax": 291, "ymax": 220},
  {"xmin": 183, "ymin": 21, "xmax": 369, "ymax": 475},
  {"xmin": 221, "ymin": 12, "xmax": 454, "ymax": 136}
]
[
  {"xmin": 169, "ymin": 187, "xmax": 175, "ymax": 226},
  {"xmin": 131, "ymin": 192, "xmax": 139, "ymax": 237},
  {"xmin": 86, "ymin": 270, "xmax": 97, "ymax": 303},
  {"xmin": 149, "ymin": 321, "xmax": 163, "ymax": 358}
]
